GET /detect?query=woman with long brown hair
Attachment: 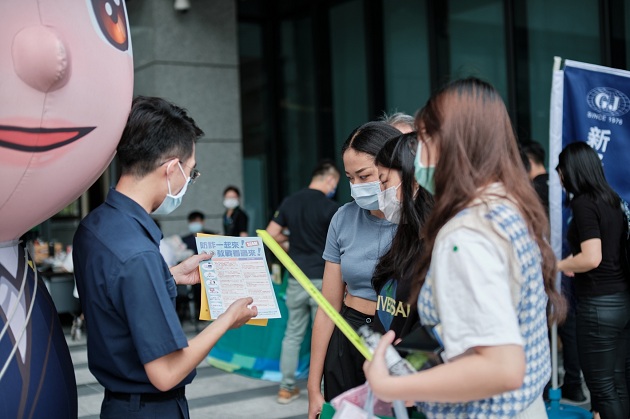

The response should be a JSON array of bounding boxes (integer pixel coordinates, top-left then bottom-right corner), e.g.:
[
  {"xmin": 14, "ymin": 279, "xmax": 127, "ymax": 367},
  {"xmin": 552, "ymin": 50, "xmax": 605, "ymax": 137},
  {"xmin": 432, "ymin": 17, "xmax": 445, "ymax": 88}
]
[{"xmin": 364, "ymin": 78, "xmax": 566, "ymax": 418}]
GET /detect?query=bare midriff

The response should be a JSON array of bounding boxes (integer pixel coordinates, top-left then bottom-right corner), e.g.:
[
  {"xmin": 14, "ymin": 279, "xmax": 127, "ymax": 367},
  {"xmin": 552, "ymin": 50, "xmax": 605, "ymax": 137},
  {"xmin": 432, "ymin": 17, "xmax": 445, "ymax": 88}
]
[{"xmin": 344, "ymin": 292, "xmax": 376, "ymax": 316}]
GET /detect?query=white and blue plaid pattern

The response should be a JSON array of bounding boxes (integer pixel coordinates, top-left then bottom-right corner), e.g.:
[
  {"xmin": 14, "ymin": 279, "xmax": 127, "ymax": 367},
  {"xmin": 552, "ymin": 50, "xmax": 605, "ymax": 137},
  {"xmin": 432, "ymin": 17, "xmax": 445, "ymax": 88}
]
[{"xmin": 417, "ymin": 202, "xmax": 550, "ymax": 418}]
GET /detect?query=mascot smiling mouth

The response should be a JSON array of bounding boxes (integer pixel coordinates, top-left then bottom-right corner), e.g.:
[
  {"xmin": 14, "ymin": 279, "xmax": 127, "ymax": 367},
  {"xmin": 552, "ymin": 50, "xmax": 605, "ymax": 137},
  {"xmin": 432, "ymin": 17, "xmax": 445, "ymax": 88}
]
[{"xmin": 0, "ymin": 125, "xmax": 96, "ymax": 152}]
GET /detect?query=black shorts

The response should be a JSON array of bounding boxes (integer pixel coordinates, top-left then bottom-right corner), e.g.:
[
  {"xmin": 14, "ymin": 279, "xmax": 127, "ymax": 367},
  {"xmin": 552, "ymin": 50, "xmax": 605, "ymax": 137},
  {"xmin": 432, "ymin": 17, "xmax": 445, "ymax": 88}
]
[{"xmin": 323, "ymin": 304, "xmax": 374, "ymax": 401}]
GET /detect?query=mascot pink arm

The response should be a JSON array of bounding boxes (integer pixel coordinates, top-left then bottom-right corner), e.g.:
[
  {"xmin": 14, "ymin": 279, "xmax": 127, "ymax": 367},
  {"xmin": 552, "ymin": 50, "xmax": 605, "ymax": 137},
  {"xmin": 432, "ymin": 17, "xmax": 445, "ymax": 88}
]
[{"xmin": 0, "ymin": 1, "xmax": 133, "ymax": 417}]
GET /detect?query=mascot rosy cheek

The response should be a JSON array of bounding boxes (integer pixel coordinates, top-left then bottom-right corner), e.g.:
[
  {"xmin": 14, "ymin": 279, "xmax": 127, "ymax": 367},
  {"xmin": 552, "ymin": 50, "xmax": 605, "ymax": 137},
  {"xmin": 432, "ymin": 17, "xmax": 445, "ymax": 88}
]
[{"xmin": 0, "ymin": 1, "xmax": 133, "ymax": 416}]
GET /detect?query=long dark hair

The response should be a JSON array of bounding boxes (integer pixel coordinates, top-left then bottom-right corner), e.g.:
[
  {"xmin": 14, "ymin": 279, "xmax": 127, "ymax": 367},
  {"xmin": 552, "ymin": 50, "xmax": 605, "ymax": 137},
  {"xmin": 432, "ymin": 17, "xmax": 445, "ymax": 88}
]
[
  {"xmin": 410, "ymin": 77, "xmax": 566, "ymax": 324},
  {"xmin": 556, "ymin": 141, "xmax": 620, "ymax": 208},
  {"xmin": 341, "ymin": 121, "xmax": 402, "ymax": 158},
  {"xmin": 373, "ymin": 133, "xmax": 434, "ymax": 295}
]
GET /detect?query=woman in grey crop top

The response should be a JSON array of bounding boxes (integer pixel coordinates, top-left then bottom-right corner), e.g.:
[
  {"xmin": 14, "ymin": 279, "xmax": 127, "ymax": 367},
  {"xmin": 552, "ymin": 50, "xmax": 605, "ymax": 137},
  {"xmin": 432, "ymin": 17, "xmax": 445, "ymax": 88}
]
[{"xmin": 307, "ymin": 121, "xmax": 399, "ymax": 419}]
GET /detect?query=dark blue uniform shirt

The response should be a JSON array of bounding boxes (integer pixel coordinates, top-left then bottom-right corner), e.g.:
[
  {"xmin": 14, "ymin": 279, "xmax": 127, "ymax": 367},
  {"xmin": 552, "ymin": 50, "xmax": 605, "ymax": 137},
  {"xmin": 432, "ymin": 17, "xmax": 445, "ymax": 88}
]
[{"xmin": 73, "ymin": 188, "xmax": 194, "ymax": 393}]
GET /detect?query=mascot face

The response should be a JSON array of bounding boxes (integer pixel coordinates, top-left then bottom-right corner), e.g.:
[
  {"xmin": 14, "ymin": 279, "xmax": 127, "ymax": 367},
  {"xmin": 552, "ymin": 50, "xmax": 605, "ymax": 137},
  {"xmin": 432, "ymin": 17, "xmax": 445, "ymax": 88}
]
[
  {"xmin": 0, "ymin": 2, "xmax": 132, "ymax": 417},
  {"xmin": 0, "ymin": 0, "xmax": 134, "ymax": 242}
]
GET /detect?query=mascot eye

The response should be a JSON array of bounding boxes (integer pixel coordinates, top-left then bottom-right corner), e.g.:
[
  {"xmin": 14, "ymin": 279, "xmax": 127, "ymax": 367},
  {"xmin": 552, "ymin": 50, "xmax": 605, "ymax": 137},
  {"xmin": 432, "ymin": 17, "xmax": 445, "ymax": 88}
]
[{"xmin": 90, "ymin": 0, "xmax": 129, "ymax": 51}]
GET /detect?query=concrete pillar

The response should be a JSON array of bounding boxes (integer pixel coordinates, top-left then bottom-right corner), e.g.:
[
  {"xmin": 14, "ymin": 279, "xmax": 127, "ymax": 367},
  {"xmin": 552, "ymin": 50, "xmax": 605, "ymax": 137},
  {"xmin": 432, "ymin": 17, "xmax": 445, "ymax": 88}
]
[{"xmin": 127, "ymin": 0, "xmax": 243, "ymax": 237}]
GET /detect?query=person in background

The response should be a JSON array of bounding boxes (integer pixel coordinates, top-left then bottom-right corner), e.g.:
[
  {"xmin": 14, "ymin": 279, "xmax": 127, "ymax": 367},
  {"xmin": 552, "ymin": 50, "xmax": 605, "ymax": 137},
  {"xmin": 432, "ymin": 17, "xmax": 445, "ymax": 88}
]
[
  {"xmin": 372, "ymin": 132, "xmax": 433, "ymax": 339},
  {"xmin": 364, "ymin": 78, "xmax": 566, "ymax": 418},
  {"xmin": 73, "ymin": 96, "xmax": 257, "ymax": 418},
  {"xmin": 155, "ymin": 219, "xmax": 180, "ymax": 267},
  {"xmin": 266, "ymin": 159, "xmax": 340, "ymax": 404},
  {"xmin": 522, "ymin": 140, "xmax": 586, "ymax": 403},
  {"xmin": 557, "ymin": 141, "xmax": 630, "ymax": 419},
  {"xmin": 307, "ymin": 121, "xmax": 400, "ymax": 419},
  {"xmin": 181, "ymin": 211, "xmax": 214, "ymax": 252},
  {"xmin": 379, "ymin": 111, "xmax": 415, "ymax": 134},
  {"xmin": 522, "ymin": 141, "xmax": 549, "ymax": 213},
  {"xmin": 179, "ymin": 211, "xmax": 215, "ymax": 328},
  {"xmin": 222, "ymin": 186, "xmax": 249, "ymax": 237},
  {"xmin": 155, "ymin": 218, "xmax": 196, "ymax": 323}
]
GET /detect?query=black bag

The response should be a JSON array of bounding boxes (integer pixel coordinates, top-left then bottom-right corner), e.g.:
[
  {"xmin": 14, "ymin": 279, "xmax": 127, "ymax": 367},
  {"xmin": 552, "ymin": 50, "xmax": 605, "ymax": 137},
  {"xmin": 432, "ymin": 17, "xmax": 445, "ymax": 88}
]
[{"xmin": 621, "ymin": 199, "xmax": 630, "ymax": 278}]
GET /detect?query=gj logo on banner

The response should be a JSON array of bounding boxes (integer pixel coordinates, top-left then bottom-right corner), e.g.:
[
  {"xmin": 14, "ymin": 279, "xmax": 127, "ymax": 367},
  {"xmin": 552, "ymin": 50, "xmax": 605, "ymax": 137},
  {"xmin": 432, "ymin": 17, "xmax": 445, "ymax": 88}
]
[
  {"xmin": 586, "ymin": 87, "xmax": 630, "ymax": 116},
  {"xmin": 554, "ymin": 59, "xmax": 630, "ymax": 205}
]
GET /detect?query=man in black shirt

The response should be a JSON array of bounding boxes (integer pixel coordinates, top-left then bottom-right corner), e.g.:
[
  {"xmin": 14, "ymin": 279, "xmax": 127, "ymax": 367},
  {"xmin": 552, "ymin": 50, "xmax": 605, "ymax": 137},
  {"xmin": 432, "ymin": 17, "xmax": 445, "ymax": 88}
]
[{"xmin": 265, "ymin": 160, "xmax": 340, "ymax": 404}]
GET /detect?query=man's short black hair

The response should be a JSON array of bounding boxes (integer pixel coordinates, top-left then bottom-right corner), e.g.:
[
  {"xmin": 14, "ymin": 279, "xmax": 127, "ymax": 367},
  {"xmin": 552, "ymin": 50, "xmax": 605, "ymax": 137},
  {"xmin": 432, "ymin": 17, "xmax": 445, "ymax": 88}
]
[
  {"xmin": 117, "ymin": 96, "xmax": 204, "ymax": 177},
  {"xmin": 187, "ymin": 211, "xmax": 205, "ymax": 222},
  {"xmin": 522, "ymin": 141, "xmax": 546, "ymax": 166},
  {"xmin": 311, "ymin": 159, "xmax": 339, "ymax": 179}
]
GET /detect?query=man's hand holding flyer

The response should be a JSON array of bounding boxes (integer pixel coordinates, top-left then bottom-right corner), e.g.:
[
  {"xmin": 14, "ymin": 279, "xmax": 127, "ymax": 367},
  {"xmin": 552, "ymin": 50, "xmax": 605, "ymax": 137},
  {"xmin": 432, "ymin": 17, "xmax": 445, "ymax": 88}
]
[{"xmin": 196, "ymin": 234, "xmax": 281, "ymax": 326}]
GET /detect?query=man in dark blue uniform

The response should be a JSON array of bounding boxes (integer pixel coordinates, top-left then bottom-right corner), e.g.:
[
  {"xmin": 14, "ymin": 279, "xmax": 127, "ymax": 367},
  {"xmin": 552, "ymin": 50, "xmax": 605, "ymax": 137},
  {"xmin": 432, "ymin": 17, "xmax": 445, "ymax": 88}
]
[{"xmin": 73, "ymin": 96, "xmax": 257, "ymax": 418}]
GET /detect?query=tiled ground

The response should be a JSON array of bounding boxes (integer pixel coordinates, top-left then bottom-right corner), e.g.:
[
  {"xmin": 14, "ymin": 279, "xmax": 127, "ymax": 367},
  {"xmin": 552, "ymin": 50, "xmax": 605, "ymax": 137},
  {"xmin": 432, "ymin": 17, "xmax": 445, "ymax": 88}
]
[
  {"xmin": 65, "ymin": 318, "xmax": 591, "ymax": 418},
  {"xmin": 66, "ymin": 320, "xmax": 308, "ymax": 419}
]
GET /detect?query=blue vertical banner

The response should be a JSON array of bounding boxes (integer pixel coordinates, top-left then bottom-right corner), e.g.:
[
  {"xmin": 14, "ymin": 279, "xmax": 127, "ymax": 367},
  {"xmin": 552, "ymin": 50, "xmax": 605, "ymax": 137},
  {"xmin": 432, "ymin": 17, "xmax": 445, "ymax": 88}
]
[
  {"xmin": 548, "ymin": 59, "xmax": 630, "ymax": 397},
  {"xmin": 550, "ymin": 60, "xmax": 630, "ymax": 268},
  {"xmin": 563, "ymin": 61, "xmax": 630, "ymax": 202}
]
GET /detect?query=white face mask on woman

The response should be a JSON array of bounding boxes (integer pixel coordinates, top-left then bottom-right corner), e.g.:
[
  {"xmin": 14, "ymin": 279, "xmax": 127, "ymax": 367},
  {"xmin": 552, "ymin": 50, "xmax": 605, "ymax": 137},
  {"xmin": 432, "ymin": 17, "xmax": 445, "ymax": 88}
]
[
  {"xmin": 153, "ymin": 162, "xmax": 190, "ymax": 215},
  {"xmin": 350, "ymin": 180, "xmax": 381, "ymax": 210},
  {"xmin": 377, "ymin": 183, "xmax": 402, "ymax": 224},
  {"xmin": 223, "ymin": 198, "xmax": 239, "ymax": 209}
]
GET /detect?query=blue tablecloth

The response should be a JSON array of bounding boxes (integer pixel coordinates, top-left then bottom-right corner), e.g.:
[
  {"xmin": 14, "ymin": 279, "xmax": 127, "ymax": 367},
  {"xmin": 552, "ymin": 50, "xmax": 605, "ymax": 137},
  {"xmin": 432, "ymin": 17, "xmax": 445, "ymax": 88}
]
[{"xmin": 206, "ymin": 277, "xmax": 311, "ymax": 381}]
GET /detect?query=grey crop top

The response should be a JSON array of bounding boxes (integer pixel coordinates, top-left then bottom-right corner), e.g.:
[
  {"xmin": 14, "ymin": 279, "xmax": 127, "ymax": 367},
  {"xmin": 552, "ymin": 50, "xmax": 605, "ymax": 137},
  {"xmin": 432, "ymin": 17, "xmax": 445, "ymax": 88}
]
[{"xmin": 322, "ymin": 201, "xmax": 397, "ymax": 301}]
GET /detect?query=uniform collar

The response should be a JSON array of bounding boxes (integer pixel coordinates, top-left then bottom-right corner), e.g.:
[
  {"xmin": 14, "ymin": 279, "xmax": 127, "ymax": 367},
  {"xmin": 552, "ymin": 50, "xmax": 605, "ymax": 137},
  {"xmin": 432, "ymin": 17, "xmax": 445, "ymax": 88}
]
[{"xmin": 105, "ymin": 188, "xmax": 163, "ymax": 245}]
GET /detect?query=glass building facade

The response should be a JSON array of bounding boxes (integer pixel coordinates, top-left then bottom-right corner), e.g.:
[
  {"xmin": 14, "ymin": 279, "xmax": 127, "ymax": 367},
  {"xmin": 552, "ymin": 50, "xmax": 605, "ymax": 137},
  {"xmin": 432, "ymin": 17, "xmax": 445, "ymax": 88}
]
[{"xmin": 237, "ymin": 0, "xmax": 627, "ymax": 224}]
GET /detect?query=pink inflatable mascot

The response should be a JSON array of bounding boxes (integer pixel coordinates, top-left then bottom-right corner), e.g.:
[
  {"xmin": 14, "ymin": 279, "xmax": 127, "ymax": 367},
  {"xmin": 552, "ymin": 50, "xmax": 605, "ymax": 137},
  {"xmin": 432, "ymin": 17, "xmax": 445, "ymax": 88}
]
[{"xmin": 0, "ymin": 1, "xmax": 133, "ymax": 416}]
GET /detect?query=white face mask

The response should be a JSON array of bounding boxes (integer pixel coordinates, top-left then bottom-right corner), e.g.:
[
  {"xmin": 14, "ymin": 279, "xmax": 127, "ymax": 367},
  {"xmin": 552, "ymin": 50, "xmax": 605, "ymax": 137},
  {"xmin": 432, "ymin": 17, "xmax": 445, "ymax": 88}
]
[
  {"xmin": 153, "ymin": 162, "xmax": 190, "ymax": 215},
  {"xmin": 377, "ymin": 183, "xmax": 402, "ymax": 224},
  {"xmin": 350, "ymin": 180, "xmax": 381, "ymax": 210},
  {"xmin": 223, "ymin": 198, "xmax": 239, "ymax": 209}
]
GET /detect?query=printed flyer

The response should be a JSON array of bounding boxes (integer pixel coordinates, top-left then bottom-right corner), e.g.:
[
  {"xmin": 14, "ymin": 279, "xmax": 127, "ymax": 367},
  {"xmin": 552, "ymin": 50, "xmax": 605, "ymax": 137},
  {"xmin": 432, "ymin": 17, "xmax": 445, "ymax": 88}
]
[{"xmin": 195, "ymin": 235, "xmax": 281, "ymax": 322}]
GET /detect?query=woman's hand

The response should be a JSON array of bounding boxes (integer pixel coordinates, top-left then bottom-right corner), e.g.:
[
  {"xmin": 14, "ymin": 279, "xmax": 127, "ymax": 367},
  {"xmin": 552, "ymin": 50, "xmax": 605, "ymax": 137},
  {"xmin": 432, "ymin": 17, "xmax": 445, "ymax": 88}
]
[
  {"xmin": 308, "ymin": 389, "xmax": 325, "ymax": 419},
  {"xmin": 363, "ymin": 330, "xmax": 396, "ymax": 402},
  {"xmin": 558, "ymin": 254, "xmax": 575, "ymax": 277},
  {"xmin": 558, "ymin": 240, "xmax": 602, "ymax": 276}
]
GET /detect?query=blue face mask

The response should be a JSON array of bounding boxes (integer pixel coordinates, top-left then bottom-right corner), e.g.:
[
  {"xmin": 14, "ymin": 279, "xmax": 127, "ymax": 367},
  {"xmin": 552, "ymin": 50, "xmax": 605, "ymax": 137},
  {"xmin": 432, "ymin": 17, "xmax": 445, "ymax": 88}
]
[
  {"xmin": 414, "ymin": 142, "xmax": 436, "ymax": 195},
  {"xmin": 326, "ymin": 186, "xmax": 337, "ymax": 199},
  {"xmin": 350, "ymin": 180, "xmax": 381, "ymax": 210},
  {"xmin": 188, "ymin": 222, "xmax": 203, "ymax": 233},
  {"xmin": 153, "ymin": 162, "xmax": 190, "ymax": 215}
]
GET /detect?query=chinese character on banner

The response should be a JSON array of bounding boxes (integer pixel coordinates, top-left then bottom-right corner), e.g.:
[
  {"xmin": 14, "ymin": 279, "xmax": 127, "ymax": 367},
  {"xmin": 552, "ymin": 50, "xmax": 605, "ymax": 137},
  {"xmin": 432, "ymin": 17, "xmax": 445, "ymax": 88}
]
[{"xmin": 586, "ymin": 126, "xmax": 612, "ymax": 159}]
